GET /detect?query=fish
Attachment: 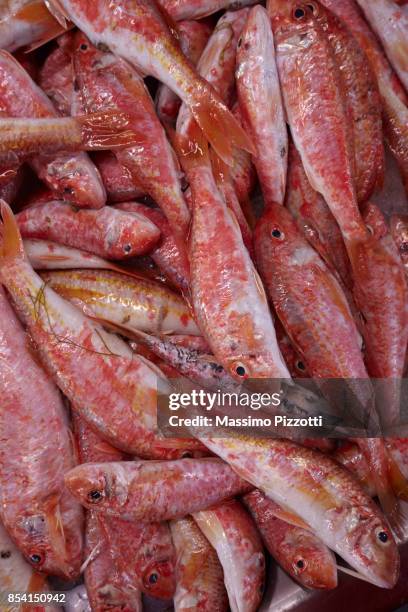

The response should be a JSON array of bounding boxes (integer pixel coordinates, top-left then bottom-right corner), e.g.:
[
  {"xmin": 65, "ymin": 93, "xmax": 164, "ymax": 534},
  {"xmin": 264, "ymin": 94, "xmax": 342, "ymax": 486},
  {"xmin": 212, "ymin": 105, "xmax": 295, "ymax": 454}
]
[
  {"xmin": 174, "ymin": 123, "xmax": 290, "ymax": 381},
  {"xmin": 197, "ymin": 434, "xmax": 400, "ymax": 589},
  {"xmin": 356, "ymin": 0, "xmax": 408, "ymax": 92},
  {"xmin": 64, "ymin": 458, "xmax": 252, "ymax": 521},
  {"xmin": 170, "ymin": 516, "xmax": 228, "ymax": 612},
  {"xmin": 0, "ymin": 50, "xmax": 107, "ymax": 209},
  {"xmin": 158, "ymin": 0, "xmax": 257, "ymax": 21},
  {"xmin": 319, "ymin": 0, "xmax": 408, "ymax": 192},
  {"xmin": 236, "ymin": 5, "xmax": 288, "ymax": 207},
  {"xmin": 230, "ymin": 102, "xmax": 257, "ymax": 213},
  {"xmin": 0, "ymin": 520, "xmax": 60, "ymax": 612},
  {"xmin": 46, "ymin": 0, "xmax": 254, "ymax": 165},
  {"xmin": 156, "ymin": 19, "xmax": 213, "ymax": 125},
  {"xmin": 313, "ymin": 2, "xmax": 384, "ymax": 203},
  {"xmin": 0, "ymin": 284, "xmax": 83, "ymax": 579},
  {"xmin": 391, "ymin": 214, "xmax": 408, "ymax": 279},
  {"xmin": 115, "ymin": 201, "xmax": 191, "ymax": 295},
  {"xmin": 0, "ymin": 200, "xmax": 201, "ymax": 459},
  {"xmin": 0, "ymin": 0, "xmax": 65, "ymax": 52},
  {"xmin": 40, "ymin": 268, "xmax": 200, "ymax": 335},
  {"xmin": 17, "ymin": 200, "xmax": 160, "ymax": 260},
  {"xmin": 91, "ymin": 152, "xmax": 145, "ymax": 203},
  {"xmin": 73, "ymin": 32, "xmax": 191, "ymax": 239},
  {"xmin": 38, "ymin": 31, "xmax": 76, "ymax": 116},
  {"xmin": 242, "ymin": 490, "xmax": 338, "ymax": 590},
  {"xmin": 75, "ymin": 416, "xmax": 176, "ymax": 602},
  {"xmin": 193, "ymin": 499, "xmax": 265, "ymax": 612},
  {"xmin": 268, "ymin": 0, "xmax": 366, "ymax": 242}
]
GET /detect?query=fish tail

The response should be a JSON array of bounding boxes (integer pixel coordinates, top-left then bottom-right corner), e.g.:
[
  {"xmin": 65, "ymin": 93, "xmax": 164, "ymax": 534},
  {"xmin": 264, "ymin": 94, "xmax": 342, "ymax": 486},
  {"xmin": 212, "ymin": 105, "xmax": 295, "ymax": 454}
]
[
  {"xmin": 0, "ymin": 200, "xmax": 25, "ymax": 261},
  {"xmin": 76, "ymin": 111, "xmax": 141, "ymax": 150},
  {"xmin": 190, "ymin": 90, "xmax": 255, "ymax": 165},
  {"xmin": 13, "ymin": 0, "xmax": 67, "ymax": 52},
  {"xmin": 170, "ymin": 121, "xmax": 211, "ymax": 172}
]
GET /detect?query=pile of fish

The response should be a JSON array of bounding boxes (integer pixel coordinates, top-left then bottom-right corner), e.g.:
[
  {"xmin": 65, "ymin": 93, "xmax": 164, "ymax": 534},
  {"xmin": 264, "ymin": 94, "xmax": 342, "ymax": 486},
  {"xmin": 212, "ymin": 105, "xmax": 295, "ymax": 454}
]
[{"xmin": 0, "ymin": 0, "xmax": 407, "ymax": 610}]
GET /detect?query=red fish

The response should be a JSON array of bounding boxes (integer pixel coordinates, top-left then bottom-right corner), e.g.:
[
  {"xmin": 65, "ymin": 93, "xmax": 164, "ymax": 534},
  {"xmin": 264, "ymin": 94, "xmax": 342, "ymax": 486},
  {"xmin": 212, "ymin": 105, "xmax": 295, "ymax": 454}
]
[
  {"xmin": 92, "ymin": 152, "xmax": 144, "ymax": 203},
  {"xmin": 38, "ymin": 31, "xmax": 76, "ymax": 116},
  {"xmin": 159, "ymin": 0, "xmax": 256, "ymax": 20},
  {"xmin": 391, "ymin": 214, "xmax": 408, "ymax": 279},
  {"xmin": 0, "ymin": 0, "xmax": 65, "ymax": 52}
]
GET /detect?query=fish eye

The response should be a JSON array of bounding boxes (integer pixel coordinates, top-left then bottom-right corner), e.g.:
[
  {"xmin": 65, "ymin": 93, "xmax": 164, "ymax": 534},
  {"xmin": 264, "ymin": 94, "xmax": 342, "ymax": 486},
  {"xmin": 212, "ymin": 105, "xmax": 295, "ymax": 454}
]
[
  {"xmin": 366, "ymin": 224, "xmax": 374, "ymax": 235},
  {"xmin": 232, "ymin": 362, "xmax": 248, "ymax": 378},
  {"xmin": 88, "ymin": 489, "xmax": 104, "ymax": 503},
  {"xmin": 80, "ymin": 43, "xmax": 88, "ymax": 51},
  {"xmin": 148, "ymin": 572, "xmax": 158, "ymax": 585},
  {"xmin": 294, "ymin": 557, "xmax": 307, "ymax": 572},
  {"xmin": 293, "ymin": 6, "xmax": 307, "ymax": 20},
  {"xmin": 296, "ymin": 360, "xmax": 306, "ymax": 371},
  {"xmin": 376, "ymin": 528, "xmax": 389, "ymax": 544},
  {"xmin": 271, "ymin": 228, "xmax": 284, "ymax": 240},
  {"xmin": 123, "ymin": 244, "xmax": 132, "ymax": 254},
  {"xmin": 29, "ymin": 553, "xmax": 43, "ymax": 565}
]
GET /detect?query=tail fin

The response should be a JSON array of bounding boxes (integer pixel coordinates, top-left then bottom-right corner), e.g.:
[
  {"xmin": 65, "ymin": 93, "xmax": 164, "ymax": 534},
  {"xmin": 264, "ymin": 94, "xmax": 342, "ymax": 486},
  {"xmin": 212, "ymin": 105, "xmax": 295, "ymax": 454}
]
[
  {"xmin": 170, "ymin": 121, "xmax": 210, "ymax": 173},
  {"xmin": 190, "ymin": 91, "xmax": 255, "ymax": 166},
  {"xmin": 76, "ymin": 111, "xmax": 141, "ymax": 150},
  {"xmin": 0, "ymin": 200, "xmax": 25, "ymax": 260},
  {"xmin": 13, "ymin": 0, "xmax": 67, "ymax": 52}
]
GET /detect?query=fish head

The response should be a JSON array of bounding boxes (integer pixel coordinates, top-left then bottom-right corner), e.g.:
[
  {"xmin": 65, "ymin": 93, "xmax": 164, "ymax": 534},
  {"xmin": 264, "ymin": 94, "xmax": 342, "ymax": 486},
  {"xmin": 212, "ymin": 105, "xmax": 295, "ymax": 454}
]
[
  {"xmin": 255, "ymin": 203, "xmax": 308, "ymax": 265},
  {"xmin": 64, "ymin": 462, "xmax": 129, "ymax": 511},
  {"xmin": 141, "ymin": 558, "xmax": 176, "ymax": 599},
  {"xmin": 268, "ymin": 1, "xmax": 320, "ymax": 48},
  {"xmin": 289, "ymin": 531, "xmax": 337, "ymax": 589}
]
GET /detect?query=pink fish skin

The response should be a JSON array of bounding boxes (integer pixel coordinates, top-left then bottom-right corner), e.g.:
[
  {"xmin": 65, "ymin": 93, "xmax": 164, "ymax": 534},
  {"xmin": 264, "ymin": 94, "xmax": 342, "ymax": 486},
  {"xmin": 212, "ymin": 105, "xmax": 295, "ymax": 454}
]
[
  {"xmin": 243, "ymin": 490, "xmax": 337, "ymax": 590},
  {"xmin": 175, "ymin": 126, "xmax": 290, "ymax": 381},
  {"xmin": 319, "ymin": 0, "xmax": 408, "ymax": 192},
  {"xmin": 17, "ymin": 200, "xmax": 160, "ymax": 260},
  {"xmin": 0, "ymin": 50, "xmax": 106, "ymax": 209},
  {"xmin": 75, "ymin": 417, "xmax": 176, "ymax": 602},
  {"xmin": 0, "ymin": 201, "xmax": 201, "ymax": 459},
  {"xmin": 47, "ymin": 0, "xmax": 253, "ymax": 165},
  {"xmin": 170, "ymin": 516, "xmax": 229, "ymax": 612},
  {"xmin": 92, "ymin": 152, "xmax": 144, "ymax": 203},
  {"xmin": 64, "ymin": 458, "xmax": 252, "ymax": 521},
  {"xmin": 236, "ymin": 5, "xmax": 288, "ymax": 207},
  {"xmin": 268, "ymin": 0, "xmax": 366, "ymax": 242},
  {"xmin": 230, "ymin": 102, "xmax": 257, "ymax": 213},
  {"xmin": 115, "ymin": 202, "xmax": 191, "ymax": 295},
  {"xmin": 73, "ymin": 32, "xmax": 190, "ymax": 239},
  {"xmin": 356, "ymin": 0, "xmax": 408, "ymax": 92},
  {"xmin": 194, "ymin": 499, "xmax": 265, "ymax": 612},
  {"xmin": 158, "ymin": 0, "xmax": 257, "ymax": 21},
  {"xmin": 0, "ymin": 285, "xmax": 83, "ymax": 579},
  {"xmin": 198, "ymin": 435, "xmax": 399, "ymax": 589},
  {"xmin": 156, "ymin": 19, "xmax": 212, "ymax": 125},
  {"xmin": 38, "ymin": 31, "xmax": 76, "ymax": 116}
]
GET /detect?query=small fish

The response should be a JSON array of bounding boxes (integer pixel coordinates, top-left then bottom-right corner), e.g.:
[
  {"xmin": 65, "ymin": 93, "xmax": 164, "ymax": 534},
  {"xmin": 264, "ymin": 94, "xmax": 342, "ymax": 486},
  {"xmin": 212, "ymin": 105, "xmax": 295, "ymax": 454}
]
[
  {"xmin": 356, "ymin": 0, "xmax": 408, "ymax": 92},
  {"xmin": 242, "ymin": 490, "xmax": 338, "ymax": 590},
  {"xmin": 73, "ymin": 32, "xmax": 191, "ymax": 239},
  {"xmin": 156, "ymin": 19, "xmax": 213, "ymax": 125},
  {"xmin": 170, "ymin": 516, "xmax": 228, "ymax": 612},
  {"xmin": 47, "ymin": 0, "xmax": 254, "ymax": 165},
  {"xmin": 40, "ymin": 268, "xmax": 200, "ymax": 335},
  {"xmin": 159, "ymin": 0, "xmax": 257, "ymax": 21},
  {"xmin": 236, "ymin": 5, "xmax": 288, "ymax": 207},
  {"xmin": 17, "ymin": 200, "xmax": 160, "ymax": 260},
  {"xmin": 64, "ymin": 458, "xmax": 252, "ymax": 521},
  {"xmin": 198, "ymin": 435, "xmax": 400, "ymax": 589},
  {"xmin": 0, "ymin": 0, "xmax": 65, "ymax": 52},
  {"xmin": 193, "ymin": 499, "xmax": 265, "ymax": 612},
  {"xmin": 0, "ymin": 285, "xmax": 83, "ymax": 579},
  {"xmin": 92, "ymin": 152, "xmax": 144, "ymax": 203}
]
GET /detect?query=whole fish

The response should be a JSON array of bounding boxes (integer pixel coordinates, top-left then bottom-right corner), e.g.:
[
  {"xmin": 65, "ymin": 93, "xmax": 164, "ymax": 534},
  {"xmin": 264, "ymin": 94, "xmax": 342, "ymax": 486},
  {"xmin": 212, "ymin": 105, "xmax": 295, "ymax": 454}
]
[
  {"xmin": 156, "ymin": 19, "xmax": 213, "ymax": 125},
  {"xmin": 391, "ymin": 214, "xmax": 408, "ymax": 279},
  {"xmin": 175, "ymin": 124, "xmax": 290, "ymax": 381},
  {"xmin": 0, "ymin": 50, "xmax": 108, "ymax": 209},
  {"xmin": 268, "ymin": 0, "xmax": 366, "ymax": 242},
  {"xmin": 356, "ymin": 0, "xmax": 408, "ymax": 92},
  {"xmin": 170, "ymin": 517, "xmax": 228, "ymax": 612},
  {"xmin": 17, "ymin": 201, "xmax": 160, "ymax": 260},
  {"xmin": 319, "ymin": 0, "xmax": 408, "ymax": 192},
  {"xmin": 0, "ymin": 0, "xmax": 65, "ymax": 52},
  {"xmin": 315, "ymin": 3, "xmax": 384, "ymax": 203},
  {"xmin": 0, "ymin": 285, "xmax": 83, "ymax": 579},
  {"xmin": 46, "ymin": 0, "xmax": 253, "ymax": 165},
  {"xmin": 193, "ymin": 499, "xmax": 265, "ymax": 612},
  {"xmin": 0, "ymin": 520, "xmax": 59, "ymax": 612},
  {"xmin": 75, "ymin": 416, "xmax": 176, "ymax": 602},
  {"xmin": 64, "ymin": 458, "xmax": 252, "ymax": 521},
  {"xmin": 236, "ymin": 5, "xmax": 288, "ymax": 207},
  {"xmin": 116, "ymin": 202, "xmax": 191, "ymax": 295},
  {"xmin": 40, "ymin": 268, "xmax": 200, "ymax": 335},
  {"xmin": 39, "ymin": 31, "xmax": 76, "ymax": 116},
  {"xmin": 198, "ymin": 435, "xmax": 399, "ymax": 589},
  {"xmin": 242, "ymin": 490, "xmax": 338, "ymax": 590},
  {"xmin": 92, "ymin": 152, "xmax": 144, "ymax": 203},
  {"xmin": 0, "ymin": 200, "xmax": 201, "ymax": 459},
  {"xmin": 159, "ymin": 0, "xmax": 256, "ymax": 21},
  {"xmin": 73, "ymin": 32, "xmax": 190, "ymax": 239}
]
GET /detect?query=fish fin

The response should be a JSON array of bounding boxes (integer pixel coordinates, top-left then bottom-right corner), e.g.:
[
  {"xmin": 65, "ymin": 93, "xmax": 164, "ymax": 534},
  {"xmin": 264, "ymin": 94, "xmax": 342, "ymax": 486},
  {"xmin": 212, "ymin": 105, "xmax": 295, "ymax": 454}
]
[
  {"xmin": 388, "ymin": 455, "xmax": 408, "ymax": 502},
  {"xmin": 76, "ymin": 111, "xmax": 141, "ymax": 150},
  {"xmin": 44, "ymin": 0, "xmax": 70, "ymax": 28},
  {"xmin": 264, "ymin": 498, "xmax": 311, "ymax": 530},
  {"xmin": 25, "ymin": 24, "xmax": 74, "ymax": 53},
  {"xmin": 190, "ymin": 91, "xmax": 255, "ymax": 165},
  {"xmin": 170, "ymin": 122, "xmax": 210, "ymax": 172},
  {"xmin": 0, "ymin": 200, "xmax": 25, "ymax": 261}
]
